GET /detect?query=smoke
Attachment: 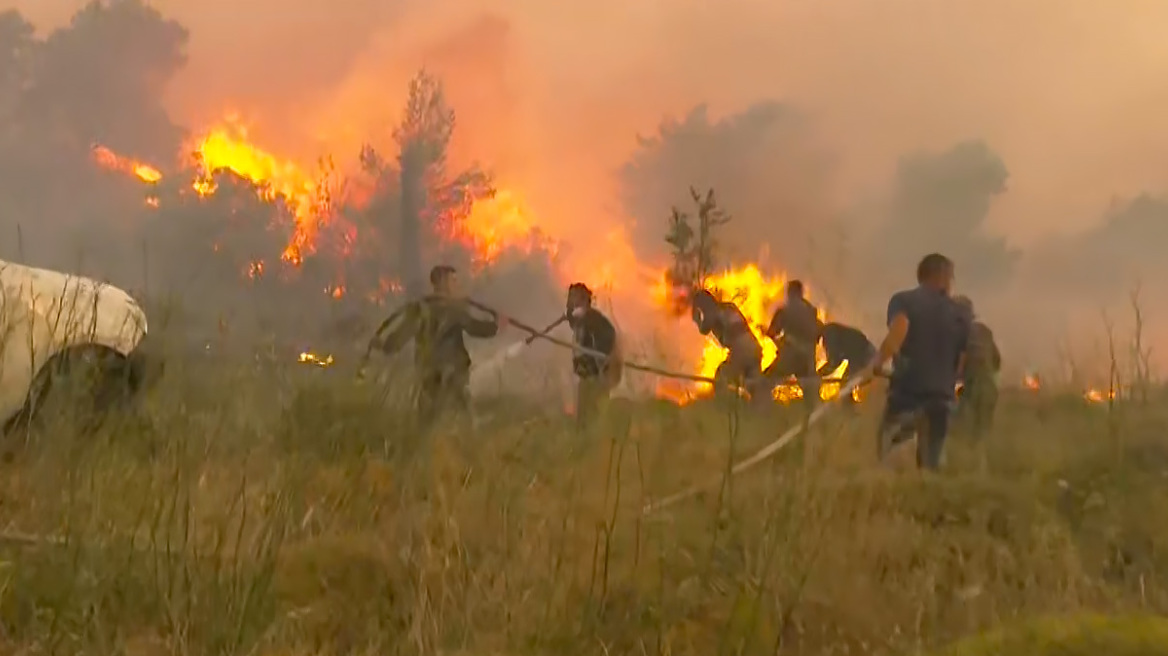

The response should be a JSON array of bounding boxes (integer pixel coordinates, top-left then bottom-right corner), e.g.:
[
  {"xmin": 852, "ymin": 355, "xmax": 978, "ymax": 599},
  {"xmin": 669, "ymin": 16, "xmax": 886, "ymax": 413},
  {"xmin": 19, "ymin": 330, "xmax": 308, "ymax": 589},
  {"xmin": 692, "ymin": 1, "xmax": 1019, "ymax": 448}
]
[{"xmin": 8, "ymin": 0, "xmax": 1168, "ymax": 375}]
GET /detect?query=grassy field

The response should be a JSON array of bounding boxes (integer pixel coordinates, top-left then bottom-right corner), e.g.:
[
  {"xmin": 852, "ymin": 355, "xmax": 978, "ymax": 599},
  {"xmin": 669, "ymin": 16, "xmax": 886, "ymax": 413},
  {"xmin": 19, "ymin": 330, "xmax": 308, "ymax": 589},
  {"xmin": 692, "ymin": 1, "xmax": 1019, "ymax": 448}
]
[{"xmin": 1, "ymin": 336, "xmax": 1167, "ymax": 655}]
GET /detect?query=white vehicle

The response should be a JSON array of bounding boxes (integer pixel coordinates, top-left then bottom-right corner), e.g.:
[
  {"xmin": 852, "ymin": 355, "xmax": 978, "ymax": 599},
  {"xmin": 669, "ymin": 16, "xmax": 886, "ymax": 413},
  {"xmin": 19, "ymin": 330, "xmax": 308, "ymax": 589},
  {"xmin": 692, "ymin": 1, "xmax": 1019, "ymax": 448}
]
[{"xmin": 0, "ymin": 259, "xmax": 151, "ymax": 432}]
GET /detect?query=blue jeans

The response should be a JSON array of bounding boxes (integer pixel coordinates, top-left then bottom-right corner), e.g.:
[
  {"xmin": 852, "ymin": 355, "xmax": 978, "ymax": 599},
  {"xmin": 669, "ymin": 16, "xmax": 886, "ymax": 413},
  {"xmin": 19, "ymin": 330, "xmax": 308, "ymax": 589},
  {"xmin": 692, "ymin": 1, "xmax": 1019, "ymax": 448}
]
[{"xmin": 877, "ymin": 391, "xmax": 952, "ymax": 470}]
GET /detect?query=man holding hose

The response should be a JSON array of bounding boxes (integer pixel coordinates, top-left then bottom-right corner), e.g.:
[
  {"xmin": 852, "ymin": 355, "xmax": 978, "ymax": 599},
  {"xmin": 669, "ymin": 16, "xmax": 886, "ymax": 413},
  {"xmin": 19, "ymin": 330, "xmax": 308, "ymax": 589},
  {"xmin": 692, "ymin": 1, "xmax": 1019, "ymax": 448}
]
[
  {"xmin": 860, "ymin": 253, "xmax": 970, "ymax": 470},
  {"xmin": 367, "ymin": 264, "xmax": 508, "ymax": 429},
  {"xmin": 566, "ymin": 283, "xmax": 622, "ymax": 428}
]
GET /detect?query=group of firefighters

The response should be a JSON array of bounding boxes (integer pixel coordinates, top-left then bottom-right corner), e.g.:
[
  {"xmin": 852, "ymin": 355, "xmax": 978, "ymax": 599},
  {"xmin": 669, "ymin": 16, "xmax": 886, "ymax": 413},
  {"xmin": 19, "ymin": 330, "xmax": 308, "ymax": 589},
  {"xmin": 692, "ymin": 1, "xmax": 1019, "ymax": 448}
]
[{"xmin": 366, "ymin": 253, "xmax": 1002, "ymax": 470}]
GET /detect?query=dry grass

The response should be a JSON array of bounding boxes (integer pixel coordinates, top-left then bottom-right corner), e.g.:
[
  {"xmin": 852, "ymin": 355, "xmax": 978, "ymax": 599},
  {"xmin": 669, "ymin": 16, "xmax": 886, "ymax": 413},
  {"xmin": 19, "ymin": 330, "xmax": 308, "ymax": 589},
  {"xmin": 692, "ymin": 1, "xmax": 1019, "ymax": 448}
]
[{"xmin": 0, "ymin": 336, "xmax": 1167, "ymax": 656}]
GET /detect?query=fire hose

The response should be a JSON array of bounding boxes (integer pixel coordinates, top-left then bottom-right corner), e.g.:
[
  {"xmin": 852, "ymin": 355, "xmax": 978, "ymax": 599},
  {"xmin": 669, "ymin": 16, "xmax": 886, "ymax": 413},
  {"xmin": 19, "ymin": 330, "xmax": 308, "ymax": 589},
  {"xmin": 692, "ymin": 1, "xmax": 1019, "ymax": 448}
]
[
  {"xmin": 462, "ymin": 301, "xmax": 882, "ymax": 516},
  {"xmin": 351, "ymin": 298, "xmax": 875, "ymax": 514},
  {"xmin": 356, "ymin": 298, "xmax": 852, "ymax": 388},
  {"xmin": 464, "ymin": 299, "xmax": 849, "ymax": 386},
  {"xmin": 640, "ymin": 374, "xmax": 867, "ymax": 515}
]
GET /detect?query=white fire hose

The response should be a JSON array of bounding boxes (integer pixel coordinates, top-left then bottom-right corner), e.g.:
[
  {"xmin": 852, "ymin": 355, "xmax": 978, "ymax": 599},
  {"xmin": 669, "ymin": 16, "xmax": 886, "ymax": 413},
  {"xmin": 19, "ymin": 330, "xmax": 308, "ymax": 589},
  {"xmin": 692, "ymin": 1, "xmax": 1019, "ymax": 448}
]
[{"xmin": 641, "ymin": 373, "xmax": 867, "ymax": 515}]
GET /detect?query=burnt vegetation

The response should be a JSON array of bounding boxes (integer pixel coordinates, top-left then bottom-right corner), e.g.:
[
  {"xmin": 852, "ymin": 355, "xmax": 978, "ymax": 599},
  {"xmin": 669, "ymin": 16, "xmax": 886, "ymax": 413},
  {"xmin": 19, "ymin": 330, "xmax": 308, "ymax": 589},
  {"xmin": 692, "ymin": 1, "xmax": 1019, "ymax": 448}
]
[{"xmin": 0, "ymin": 2, "xmax": 1167, "ymax": 656}]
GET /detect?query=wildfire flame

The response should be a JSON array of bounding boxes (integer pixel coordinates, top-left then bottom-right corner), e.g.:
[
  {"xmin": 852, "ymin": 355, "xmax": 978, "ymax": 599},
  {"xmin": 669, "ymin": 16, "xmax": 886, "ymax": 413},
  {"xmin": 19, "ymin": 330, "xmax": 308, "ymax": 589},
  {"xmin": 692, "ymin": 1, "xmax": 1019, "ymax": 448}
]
[
  {"xmin": 189, "ymin": 121, "xmax": 325, "ymax": 265},
  {"xmin": 654, "ymin": 264, "xmax": 854, "ymax": 404},
  {"xmin": 1023, "ymin": 372, "xmax": 1041, "ymax": 390},
  {"xmin": 460, "ymin": 189, "xmax": 554, "ymax": 262},
  {"xmin": 1083, "ymin": 387, "xmax": 1115, "ymax": 403},
  {"xmin": 298, "ymin": 351, "xmax": 334, "ymax": 368},
  {"xmin": 90, "ymin": 123, "xmax": 870, "ymax": 406},
  {"xmin": 94, "ymin": 120, "xmax": 549, "ymax": 272},
  {"xmin": 91, "ymin": 145, "xmax": 162, "ymax": 183}
]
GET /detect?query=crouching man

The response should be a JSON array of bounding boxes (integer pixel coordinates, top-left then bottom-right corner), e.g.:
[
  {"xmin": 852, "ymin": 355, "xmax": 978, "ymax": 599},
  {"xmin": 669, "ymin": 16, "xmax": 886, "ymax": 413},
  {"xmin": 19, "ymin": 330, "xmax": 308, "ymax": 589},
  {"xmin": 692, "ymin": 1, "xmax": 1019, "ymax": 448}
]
[
  {"xmin": 691, "ymin": 289, "xmax": 766, "ymax": 401},
  {"xmin": 819, "ymin": 321, "xmax": 876, "ymax": 406}
]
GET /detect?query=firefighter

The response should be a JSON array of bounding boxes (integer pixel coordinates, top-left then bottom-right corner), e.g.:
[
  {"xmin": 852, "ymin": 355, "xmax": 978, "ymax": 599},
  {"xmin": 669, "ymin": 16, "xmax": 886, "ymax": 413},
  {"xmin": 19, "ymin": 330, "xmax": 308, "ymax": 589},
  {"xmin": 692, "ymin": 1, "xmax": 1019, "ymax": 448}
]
[
  {"xmin": 819, "ymin": 321, "xmax": 876, "ymax": 405},
  {"xmin": 860, "ymin": 253, "xmax": 970, "ymax": 470},
  {"xmin": 765, "ymin": 280, "xmax": 823, "ymax": 401},
  {"xmin": 691, "ymin": 289, "xmax": 765, "ymax": 398},
  {"xmin": 368, "ymin": 264, "xmax": 507, "ymax": 428},
  {"xmin": 953, "ymin": 295, "xmax": 1000, "ymax": 438},
  {"xmin": 565, "ymin": 283, "xmax": 622, "ymax": 428}
]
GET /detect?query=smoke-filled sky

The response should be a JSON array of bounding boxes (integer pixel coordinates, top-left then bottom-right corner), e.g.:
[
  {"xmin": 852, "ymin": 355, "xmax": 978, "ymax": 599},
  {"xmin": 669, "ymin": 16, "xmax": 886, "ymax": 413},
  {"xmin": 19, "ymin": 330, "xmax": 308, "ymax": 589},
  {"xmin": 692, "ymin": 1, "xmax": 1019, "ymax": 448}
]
[
  {"xmin": 21, "ymin": 0, "xmax": 1168, "ymax": 248},
  {"xmin": 13, "ymin": 0, "xmax": 1168, "ymax": 375}
]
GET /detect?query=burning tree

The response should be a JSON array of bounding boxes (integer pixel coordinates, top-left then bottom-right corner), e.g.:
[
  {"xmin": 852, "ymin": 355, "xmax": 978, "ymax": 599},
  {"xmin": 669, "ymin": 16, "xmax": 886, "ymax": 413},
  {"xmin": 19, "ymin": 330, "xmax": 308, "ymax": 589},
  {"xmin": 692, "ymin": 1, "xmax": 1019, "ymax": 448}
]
[
  {"xmin": 664, "ymin": 187, "xmax": 731, "ymax": 303},
  {"xmin": 365, "ymin": 69, "xmax": 494, "ymax": 295}
]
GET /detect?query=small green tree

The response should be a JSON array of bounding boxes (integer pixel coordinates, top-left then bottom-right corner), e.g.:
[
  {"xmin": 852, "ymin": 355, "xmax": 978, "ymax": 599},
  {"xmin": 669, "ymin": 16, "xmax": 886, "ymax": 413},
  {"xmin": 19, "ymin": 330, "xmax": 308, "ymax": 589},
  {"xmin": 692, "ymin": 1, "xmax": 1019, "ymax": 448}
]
[{"xmin": 665, "ymin": 187, "xmax": 730, "ymax": 294}]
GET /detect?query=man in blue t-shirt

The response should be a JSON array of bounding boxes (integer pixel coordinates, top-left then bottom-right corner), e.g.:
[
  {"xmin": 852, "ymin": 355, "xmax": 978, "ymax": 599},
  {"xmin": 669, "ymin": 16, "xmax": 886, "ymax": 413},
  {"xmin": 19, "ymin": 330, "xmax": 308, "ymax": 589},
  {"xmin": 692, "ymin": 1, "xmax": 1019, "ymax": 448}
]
[{"xmin": 859, "ymin": 253, "xmax": 970, "ymax": 470}]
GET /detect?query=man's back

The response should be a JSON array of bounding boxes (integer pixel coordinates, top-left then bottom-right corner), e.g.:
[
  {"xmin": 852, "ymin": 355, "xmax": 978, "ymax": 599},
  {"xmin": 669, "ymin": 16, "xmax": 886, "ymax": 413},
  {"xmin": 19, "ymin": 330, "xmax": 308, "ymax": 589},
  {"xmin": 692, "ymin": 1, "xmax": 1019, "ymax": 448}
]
[
  {"xmin": 415, "ymin": 295, "xmax": 498, "ymax": 372},
  {"xmin": 699, "ymin": 300, "xmax": 755, "ymax": 348},
  {"xmin": 770, "ymin": 298, "xmax": 820, "ymax": 345},
  {"xmin": 822, "ymin": 322, "xmax": 874, "ymax": 363},
  {"xmin": 966, "ymin": 321, "xmax": 1001, "ymax": 376},
  {"xmin": 887, "ymin": 287, "xmax": 969, "ymax": 397},
  {"xmin": 571, "ymin": 308, "xmax": 617, "ymax": 376}
]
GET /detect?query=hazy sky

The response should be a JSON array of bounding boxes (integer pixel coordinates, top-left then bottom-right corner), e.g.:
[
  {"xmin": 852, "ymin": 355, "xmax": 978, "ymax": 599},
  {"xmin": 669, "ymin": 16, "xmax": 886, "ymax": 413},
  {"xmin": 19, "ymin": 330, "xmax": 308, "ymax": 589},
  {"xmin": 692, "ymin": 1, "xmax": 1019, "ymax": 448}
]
[{"xmin": 17, "ymin": 0, "xmax": 1168, "ymax": 250}]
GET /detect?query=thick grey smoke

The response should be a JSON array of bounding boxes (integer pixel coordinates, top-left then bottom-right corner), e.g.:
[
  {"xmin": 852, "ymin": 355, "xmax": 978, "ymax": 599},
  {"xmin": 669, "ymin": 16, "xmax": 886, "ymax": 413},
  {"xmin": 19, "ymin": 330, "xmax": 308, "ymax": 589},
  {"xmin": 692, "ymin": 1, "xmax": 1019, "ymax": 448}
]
[{"xmin": 8, "ymin": 0, "xmax": 1168, "ymax": 378}]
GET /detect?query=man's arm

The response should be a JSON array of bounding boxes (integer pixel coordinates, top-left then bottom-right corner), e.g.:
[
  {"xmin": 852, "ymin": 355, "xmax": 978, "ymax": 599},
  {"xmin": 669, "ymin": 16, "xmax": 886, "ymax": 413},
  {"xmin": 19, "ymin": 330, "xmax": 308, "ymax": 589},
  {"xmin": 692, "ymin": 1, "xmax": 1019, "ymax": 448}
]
[
  {"xmin": 372, "ymin": 302, "xmax": 420, "ymax": 355},
  {"xmin": 459, "ymin": 304, "xmax": 501, "ymax": 338},
  {"xmin": 695, "ymin": 307, "xmax": 714, "ymax": 335},
  {"xmin": 870, "ymin": 293, "xmax": 910, "ymax": 371},
  {"xmin": 765, "ymin": 307, "xmax": 784, "ymax": 339},
  {"xmin": 593, "ymin": 313, "xmax": 618, "ymax": 355},
  {"xmin": 955, "ymin": 316, "xmax": 973, "ymax": 377}
]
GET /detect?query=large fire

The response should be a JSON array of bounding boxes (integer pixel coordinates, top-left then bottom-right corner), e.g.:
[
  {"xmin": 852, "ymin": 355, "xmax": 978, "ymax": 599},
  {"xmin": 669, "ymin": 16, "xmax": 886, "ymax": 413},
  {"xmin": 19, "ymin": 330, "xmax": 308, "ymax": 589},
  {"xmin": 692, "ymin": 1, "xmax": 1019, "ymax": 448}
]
[
  {"xmin": 189, "ymin": 121, "xmax": 325, "ymax": 265},
  {"xmin": 92, "ymin": 118, "xmax": 546, "ymax": 272},
  {"xmin": 92, "ymin": 121, "xmax": 856, "ymax": 407},
  {"xmin": 654, "ymin": 264, "xmax": 853, "ymax": 405}
]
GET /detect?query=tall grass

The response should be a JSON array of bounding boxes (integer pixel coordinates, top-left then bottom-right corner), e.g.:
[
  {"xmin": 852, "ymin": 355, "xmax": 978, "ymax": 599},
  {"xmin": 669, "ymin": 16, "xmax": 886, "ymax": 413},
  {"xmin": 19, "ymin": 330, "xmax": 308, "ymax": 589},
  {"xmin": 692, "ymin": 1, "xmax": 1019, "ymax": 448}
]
[{"xmin": 0, "ymin": 292, "xmax": 1165, "ymax": 655}]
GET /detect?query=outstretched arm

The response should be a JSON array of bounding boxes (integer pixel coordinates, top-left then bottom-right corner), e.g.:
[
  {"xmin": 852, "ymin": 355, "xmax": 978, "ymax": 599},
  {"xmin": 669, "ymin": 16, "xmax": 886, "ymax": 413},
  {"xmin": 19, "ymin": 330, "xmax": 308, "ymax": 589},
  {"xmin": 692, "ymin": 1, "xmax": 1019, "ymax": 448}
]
[
  {"xmin": 370, "ymin": 302, "xmax": 419, "ymax": 355},
  {"xmin": 460, "ymin": 304, "xmax": 501, "ymax": 338}
]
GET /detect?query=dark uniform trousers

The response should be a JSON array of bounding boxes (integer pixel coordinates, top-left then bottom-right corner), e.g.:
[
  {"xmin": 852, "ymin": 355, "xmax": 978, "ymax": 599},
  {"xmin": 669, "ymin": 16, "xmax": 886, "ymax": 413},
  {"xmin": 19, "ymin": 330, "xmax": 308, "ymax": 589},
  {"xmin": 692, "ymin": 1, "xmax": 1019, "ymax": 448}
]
[
  {"xmin": 416, "ymin": 366, "xmax": 472, "ymax": 431},
  {"xmin": 576, "ymin": 375, "xmax": 614, "ymax": 429},
  {"xmin": 877, "ymin": 391, "xmax": 952, "ymax": 470}
]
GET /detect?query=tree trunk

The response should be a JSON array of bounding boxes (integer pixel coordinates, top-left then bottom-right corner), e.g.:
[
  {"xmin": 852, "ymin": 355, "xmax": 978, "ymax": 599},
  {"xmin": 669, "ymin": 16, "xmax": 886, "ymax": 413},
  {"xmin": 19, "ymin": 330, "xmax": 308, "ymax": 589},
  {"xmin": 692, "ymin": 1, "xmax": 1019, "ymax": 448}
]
[{"xmin": 398, "ymin": 146, "xmax": 425, "ymax": 296}]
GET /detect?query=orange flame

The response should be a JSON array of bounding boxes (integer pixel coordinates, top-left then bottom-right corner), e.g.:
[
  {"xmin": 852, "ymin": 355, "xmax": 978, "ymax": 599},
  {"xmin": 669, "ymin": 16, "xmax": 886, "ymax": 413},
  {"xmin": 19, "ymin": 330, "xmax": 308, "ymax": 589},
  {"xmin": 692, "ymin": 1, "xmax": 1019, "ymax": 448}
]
[
  {"xmin": 654, "ymin": 264, "xmax": 852, "ymax": 404},
  {"xmin": 188, "ymin": 120, "xmax": 324, "ymax": 265},
  {"xmin": 91, "ymin": 145, "xmax": 162, "ymax": 183},
  {"xmin": 1023, "ymin": 373, "xmax": 1041, "ymax": 390},
  {"xmin": 298, "ymin": 351, "xmax": 334, "ymax": 367},
  {"xmin": 460, "ymin": 189, "xmax": 556, "ymax": 262},
  {"xmin": 1084, "ymin": 387, "xmax": 1115, "ymax": 403}
]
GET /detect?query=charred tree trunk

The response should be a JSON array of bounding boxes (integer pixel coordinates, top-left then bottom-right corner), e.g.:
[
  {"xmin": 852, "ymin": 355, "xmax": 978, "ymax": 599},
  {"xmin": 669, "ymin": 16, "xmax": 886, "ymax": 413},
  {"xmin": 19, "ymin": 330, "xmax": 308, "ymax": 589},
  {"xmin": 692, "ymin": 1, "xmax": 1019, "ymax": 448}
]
[{"xmin": 398, "ymin": 145, "xmax": 425, "ymax": 296}]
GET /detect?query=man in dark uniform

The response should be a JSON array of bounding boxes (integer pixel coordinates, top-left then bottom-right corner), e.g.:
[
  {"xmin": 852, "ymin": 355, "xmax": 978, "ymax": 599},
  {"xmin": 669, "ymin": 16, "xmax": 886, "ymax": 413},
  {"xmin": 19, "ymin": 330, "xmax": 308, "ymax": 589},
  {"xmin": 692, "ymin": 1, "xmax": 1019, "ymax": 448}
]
[
  {"xmin": 691, "ymin": 289, "xmax": 765, "ymax": 398},
  {"xmin": 860, "ymin": 253, "xmax": 970, "ymax": 470},
  {"xmin": 566, "ymin": 282, "xmax": 622, "ymax": 428},
  {"xmin": 369, "ymin": 264, "xmax": 507, "ymax": 428},
  {"xmin": 952, "ymin": 295, "xmax": 1001, "ymax": 438},
  {"xmin": 765, "ymin": 280, "xmax": 823, "ymax": 401},
  {"xmin": 819, "ymin": 321, "xmax": 876, "ymax": 405}
]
